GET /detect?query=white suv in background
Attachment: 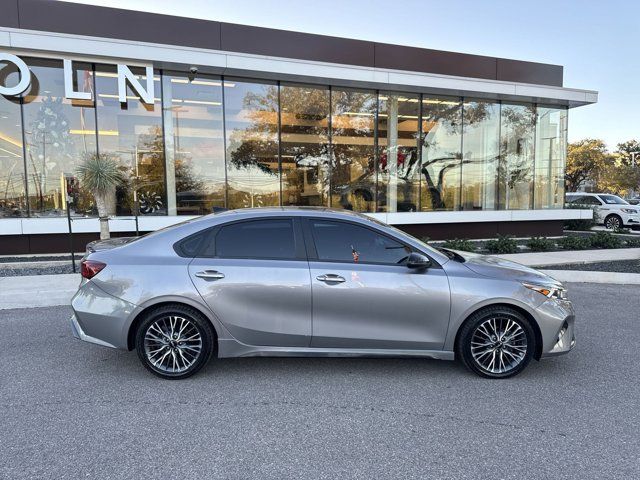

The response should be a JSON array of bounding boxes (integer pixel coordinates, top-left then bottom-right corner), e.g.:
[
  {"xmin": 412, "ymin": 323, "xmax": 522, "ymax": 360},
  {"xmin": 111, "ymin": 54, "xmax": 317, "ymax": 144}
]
[{"xmin": 566, "ymin": 192, "xmax": 640, "ymax": 230}]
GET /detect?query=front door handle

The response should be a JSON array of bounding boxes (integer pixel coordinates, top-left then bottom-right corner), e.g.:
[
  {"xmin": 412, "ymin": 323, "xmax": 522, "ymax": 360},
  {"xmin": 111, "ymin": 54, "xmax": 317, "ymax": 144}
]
[
  {"xmin": 195, "ymin": 270, "xmax": 225, "ymax": 280},
  {"xmin": 316, "ymin": 274, "xmax": 346, "ymax": 283}
]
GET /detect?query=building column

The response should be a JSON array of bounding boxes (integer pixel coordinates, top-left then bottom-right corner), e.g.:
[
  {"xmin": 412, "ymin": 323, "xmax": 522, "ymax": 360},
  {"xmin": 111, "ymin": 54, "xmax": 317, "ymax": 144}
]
[
  {"xmin": 162, "ymin": 78, "xmax": 177, "ymax": 216},
  {"xmin": 386, "ymin": 96, "xmax": 398, "ymax": 212}
]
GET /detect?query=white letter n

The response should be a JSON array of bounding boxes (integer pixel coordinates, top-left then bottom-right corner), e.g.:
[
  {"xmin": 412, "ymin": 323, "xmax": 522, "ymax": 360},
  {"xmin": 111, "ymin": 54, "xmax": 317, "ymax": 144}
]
[{"xmin": 117, "ymin": 65, "xmax": 155, "ymax": 104}]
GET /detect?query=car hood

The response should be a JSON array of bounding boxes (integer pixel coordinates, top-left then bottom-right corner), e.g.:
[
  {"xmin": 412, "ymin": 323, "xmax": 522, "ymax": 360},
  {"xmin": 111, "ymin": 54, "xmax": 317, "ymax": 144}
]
[
  {"xmin": 449, "ymin": 250, "xmax": 562, "ymax": 286},
  {"xmin": 86, "ymin": 236, "xmax": 139, "ymax": 253}
]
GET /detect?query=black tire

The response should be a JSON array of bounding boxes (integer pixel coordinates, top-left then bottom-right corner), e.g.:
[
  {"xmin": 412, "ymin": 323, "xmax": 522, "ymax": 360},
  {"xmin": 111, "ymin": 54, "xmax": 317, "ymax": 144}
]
[
  {"xmin": 456, "ymin": 306, "xmax": 535, "ymax": 379},
  {"xmin": 604, "ymin": 214, "xmax": 622, "ymax": 230},
  {"xmin": 135, "ymin": 304, "xmax": 215, "ymax": 379}
]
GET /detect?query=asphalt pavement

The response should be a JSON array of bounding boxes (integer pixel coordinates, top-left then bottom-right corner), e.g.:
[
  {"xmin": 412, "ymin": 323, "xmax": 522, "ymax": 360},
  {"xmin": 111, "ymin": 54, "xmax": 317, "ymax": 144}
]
[{"xmin": 1, "ymin": 283, "xmax": 639, "ymax": 479}]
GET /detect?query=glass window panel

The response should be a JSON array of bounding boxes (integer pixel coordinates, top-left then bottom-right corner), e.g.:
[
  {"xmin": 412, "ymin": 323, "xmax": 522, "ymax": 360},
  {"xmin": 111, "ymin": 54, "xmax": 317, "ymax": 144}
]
[
  {"xmin": 330, "ymin": 88, "xmax": 376, "ymax": 212},
  {"xmin": 224, "ymin": 79, "xmax": 279, "ymax": 209},
  {"xmin": 95, "ymin": 65, "xmax": 165, "ymax": 216},
  {"xmin": 280, "ymin": 83, "xmax": 330, "ymax": 207},
  {"xmin": 215, "ymin": 219, "xmax": 295, "ymax": 259},
  {"xmin": 420, "ymin": 96, "xmax": 462, "ymax": 211},
  {"xmin": 535, "ymin": 106, "xmax": 567, "ymax": 209},
  {"xmin": 461, "ymin": 100, "xmax": 500, "ymax": 211},
  {"xmin": 310, "ymin": 219, "xmax": 410, "ymax": 264},
  {"xmin": 0, "ymin": 60, "xmax": 27, "ymax": 217},
  {"xmin": 377, "ymin": 93, "xmax": 420, "ymax": 212},
  {"xmin": 22, "ymin": 58, "xmax": 97, "ymax": 217},
  {"xmin": 162, "ymin": 71, "xmax": 225, "ymax": 215},
  {"xmin": 498, "ymin": 103, "xmax": 536, "ymax": 210}
]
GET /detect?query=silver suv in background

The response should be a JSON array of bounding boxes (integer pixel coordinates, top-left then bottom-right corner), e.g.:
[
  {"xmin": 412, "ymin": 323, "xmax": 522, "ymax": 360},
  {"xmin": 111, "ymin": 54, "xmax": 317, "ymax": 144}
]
[
  {"xmin": 566, "ymin": 192, "xmax": 640, "ymax": 230},
  {"xmin": 70, "ymin": 208, "xmax": 575, "ymax": 380}
]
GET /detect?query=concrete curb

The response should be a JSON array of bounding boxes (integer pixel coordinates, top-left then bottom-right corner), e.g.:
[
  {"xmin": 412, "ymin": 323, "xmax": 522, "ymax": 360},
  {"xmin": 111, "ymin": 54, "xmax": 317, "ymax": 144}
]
[
  {"xmin": 540, "ymin": 270, "xmax": 640, "ymax": 285},
  {"xmin": 495, "ymin": 248, "xmax": 640, "ymax": 266},
  {"xmin": 0, "ymin": 274, "xmax": 80, "ymax": 310}
]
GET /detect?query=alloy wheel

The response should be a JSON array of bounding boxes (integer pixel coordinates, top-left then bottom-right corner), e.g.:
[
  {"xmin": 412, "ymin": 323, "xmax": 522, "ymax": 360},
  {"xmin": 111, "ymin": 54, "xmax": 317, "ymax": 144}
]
[
  {"xmin": 470, "ymin": 317, "xmax": 527, "ymax": 375},
  {"xmin": 143, "ymin": 315, "xmax": 203, "ymax": 374},
  {"xmin": 605, "ymin": 216, "xmax": 621, "ymax": 229}
]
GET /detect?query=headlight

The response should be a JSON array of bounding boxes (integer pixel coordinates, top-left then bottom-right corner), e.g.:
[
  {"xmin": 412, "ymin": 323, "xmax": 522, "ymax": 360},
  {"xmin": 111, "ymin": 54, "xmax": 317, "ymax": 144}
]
[
  {"xmin": 622, "ymin": 208, "xmax": 637, "ymax": 214},
  {"xmin": 523, "ymin": 282, "xmax": 568, "ymax": 300}
]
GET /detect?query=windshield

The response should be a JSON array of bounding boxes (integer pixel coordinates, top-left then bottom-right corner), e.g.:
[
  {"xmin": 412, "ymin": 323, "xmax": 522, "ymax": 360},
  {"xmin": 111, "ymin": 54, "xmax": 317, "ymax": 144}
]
[{"xmin": 598, "ymin": 194, "xmax": 628, "ymax": 205}]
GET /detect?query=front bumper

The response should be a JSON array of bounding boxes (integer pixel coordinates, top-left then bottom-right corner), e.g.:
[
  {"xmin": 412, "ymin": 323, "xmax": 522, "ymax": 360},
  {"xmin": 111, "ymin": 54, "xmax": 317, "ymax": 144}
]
[
  {"xmin": 530, "ymin": 289, "xmax": 577, "ymax": 357},
  {"xmin": 625, "ymin": 214, "xmax": 639, "ymax": 226},
  {"xmin": 541, "ymin": 314, "xmax": 576, "ymax": 357}
]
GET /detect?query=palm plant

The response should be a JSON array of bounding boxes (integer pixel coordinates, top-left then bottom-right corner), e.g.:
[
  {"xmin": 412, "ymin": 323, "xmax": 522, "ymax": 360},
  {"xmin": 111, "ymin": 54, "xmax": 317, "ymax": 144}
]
[{"xmin": 77, "ymin": 153, "xmax": 122, "ymax": 240}]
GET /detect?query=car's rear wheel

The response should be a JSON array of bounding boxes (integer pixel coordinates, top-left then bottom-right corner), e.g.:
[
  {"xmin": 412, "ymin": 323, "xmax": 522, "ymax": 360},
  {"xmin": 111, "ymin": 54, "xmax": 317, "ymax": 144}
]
[
  {"xmin": 135, "ymin": 304, "xmax": 214, "ymax": 379},
  {"xmin": 456, "ymin": 306, "xmax": 535, "ymax": 379},
  {"xmin": 604, "ymin": 214, "xmax": 622, "ymax": 230}
]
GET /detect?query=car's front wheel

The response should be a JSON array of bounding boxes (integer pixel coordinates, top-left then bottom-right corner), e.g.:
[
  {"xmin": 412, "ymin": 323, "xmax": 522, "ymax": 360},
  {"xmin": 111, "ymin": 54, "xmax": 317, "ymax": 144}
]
[
  {"xmin": 135, "ymin": 304, "xmax": 215, "ymax": 379},
  {"xmin": 456, "ymin": 306, "xmax": 535, "ymax": 379},
  {"xmin": 604, "ymin": 214, "xmax": 623, "ymax": 230}
]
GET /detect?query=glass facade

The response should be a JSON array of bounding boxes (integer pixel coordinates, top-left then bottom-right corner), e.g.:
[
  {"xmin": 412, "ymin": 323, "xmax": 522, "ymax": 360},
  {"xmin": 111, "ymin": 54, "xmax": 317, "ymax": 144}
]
[
  {"xmin": 22, "ymin": 58, "xmax": 97, "ymax": 216},
  {"xmin": 420, "ymin": 96, "xmax": 463, "ymax": 211},
  {"xmin": 0, "ymin": 57, "xmax": 569, "ymax": 219}
]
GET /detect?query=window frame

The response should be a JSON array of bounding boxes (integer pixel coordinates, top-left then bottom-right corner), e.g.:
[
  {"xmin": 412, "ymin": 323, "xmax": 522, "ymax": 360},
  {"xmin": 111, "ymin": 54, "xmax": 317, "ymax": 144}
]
[
  {"xmin": 181, "ymin": 217, "xmax": 307, "ymax": 261},
  {"xmin": 302, "ymin": 216, "xmax": 431, "ymax": 267}
]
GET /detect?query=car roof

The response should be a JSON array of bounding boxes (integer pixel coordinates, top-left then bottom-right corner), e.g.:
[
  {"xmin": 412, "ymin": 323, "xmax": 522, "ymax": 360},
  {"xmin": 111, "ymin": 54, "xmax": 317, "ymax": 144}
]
[{"xmin": 192, "ymin": 206, "xmax": 375, "ymax": 223}]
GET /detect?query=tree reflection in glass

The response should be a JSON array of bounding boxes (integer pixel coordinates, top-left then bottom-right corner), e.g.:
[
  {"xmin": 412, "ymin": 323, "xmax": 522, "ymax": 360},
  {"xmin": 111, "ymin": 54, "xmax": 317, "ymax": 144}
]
[
  {"xmin": 330, "ymin": 88, "xmax": 376, "ymax": 211},
  {"xmin": 499, "ymin": 104, "xmax": 536, "ymax": 210},
  {"xmin": 225, "ymin": 79, "xmax": 279, "ymax": 209}
]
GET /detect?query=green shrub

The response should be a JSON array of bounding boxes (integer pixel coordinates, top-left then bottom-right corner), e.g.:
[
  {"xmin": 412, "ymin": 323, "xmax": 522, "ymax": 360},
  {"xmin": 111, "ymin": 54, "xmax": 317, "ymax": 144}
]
[
  {"xmin": 526, "ymin": 236, "xmax": 555, "ymax": 252},
  {"xmin": 485, "ymin": 235, "xmax": 518, "ymax": 254},
  {"xmin": 625, "ymin": 237, "xmax": 640, "ymax": 247},
  {"xmin": 557, "ymin": 235, "xmax": 591, "ymax": 250},
  {"xmin": 563, "ymin": 204, "xmax": 596, "ymax": 231},
  {"xmin": 589, "ymin": 231, "xmax": 623, "ymax": 249},
  {"xmin": 442, "ymin": 238, "xmax": 477, "ymax": 252},
  {"xmin": 613, "ymin": 226, "xmax": 631, "ymax": 234}
]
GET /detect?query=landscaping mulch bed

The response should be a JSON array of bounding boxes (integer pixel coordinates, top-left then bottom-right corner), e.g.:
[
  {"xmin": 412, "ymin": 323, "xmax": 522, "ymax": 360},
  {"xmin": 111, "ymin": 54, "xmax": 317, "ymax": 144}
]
[
  {"xmin": 539, "ymin": 260, "xmax": 640, "ymax": 273},
  {"xmin": 0, "ymin": 262, "xmax": 80, "ymax": 277}
]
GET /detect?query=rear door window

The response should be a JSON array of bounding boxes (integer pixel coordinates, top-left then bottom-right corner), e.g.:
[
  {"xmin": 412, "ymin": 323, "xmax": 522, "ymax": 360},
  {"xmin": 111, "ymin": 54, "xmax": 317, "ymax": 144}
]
[{"xmin": 215, "ymin": 219, "xmax": 297, "ymax": 259}]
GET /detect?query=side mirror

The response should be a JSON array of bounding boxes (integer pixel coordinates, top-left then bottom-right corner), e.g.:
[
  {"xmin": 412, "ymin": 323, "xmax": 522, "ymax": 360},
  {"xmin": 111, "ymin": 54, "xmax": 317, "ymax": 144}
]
[{"xmin": 406, "ymin": 252, "xmax": 431, "ymax": 269}]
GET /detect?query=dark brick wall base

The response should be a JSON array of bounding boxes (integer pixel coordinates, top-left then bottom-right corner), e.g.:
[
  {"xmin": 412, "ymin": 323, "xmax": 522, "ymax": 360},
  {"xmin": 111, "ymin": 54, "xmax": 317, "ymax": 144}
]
[
  {"xmin": 0, "ymin": 220, "xmax": 564, "ymax": 255},
  {"xmin": 0, "ymin": 231, "xmax": 148, "ymax": 255},
  {"xmin": 396, "ymin": 220, "xmax": 564, "ymax": 241}
]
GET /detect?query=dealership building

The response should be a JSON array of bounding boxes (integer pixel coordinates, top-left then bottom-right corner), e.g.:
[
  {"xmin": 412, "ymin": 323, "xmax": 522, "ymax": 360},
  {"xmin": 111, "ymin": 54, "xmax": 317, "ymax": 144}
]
[{"xmin": 0, "ymin": 0, "xmax": 596, "ymax": 254}]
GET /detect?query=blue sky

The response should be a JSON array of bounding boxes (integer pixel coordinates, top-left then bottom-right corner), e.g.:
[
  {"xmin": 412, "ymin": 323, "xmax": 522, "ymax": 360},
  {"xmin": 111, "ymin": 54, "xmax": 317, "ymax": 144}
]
[{"xmin": 69, "ymin": 0, "xmax": 637, "ymax": 149}]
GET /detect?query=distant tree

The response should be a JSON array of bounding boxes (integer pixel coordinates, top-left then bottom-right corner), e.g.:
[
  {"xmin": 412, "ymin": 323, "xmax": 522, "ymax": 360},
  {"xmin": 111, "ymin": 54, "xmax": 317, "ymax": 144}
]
[
  {"xmin": 594, "ymin": 152, "xmax": 640, "ymax": 196},
  {"xmin": 565, "ymin": 139, "xmax": 609, "ymax": 192},
  {"xmin": 615, "ymin": 139, "xmax": 640, "ymax": 166}
]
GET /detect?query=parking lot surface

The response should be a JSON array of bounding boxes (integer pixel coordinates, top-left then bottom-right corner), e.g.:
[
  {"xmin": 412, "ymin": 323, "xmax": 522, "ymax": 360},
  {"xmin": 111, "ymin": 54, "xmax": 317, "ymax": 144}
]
[{"xmin": 1, "ymin": 283, "xmax": 638, "ymax": 479}]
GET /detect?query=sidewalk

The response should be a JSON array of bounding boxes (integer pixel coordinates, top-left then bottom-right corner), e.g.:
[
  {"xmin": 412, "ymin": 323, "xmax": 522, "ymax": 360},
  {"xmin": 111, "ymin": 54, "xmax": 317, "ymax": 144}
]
[
  {"xmin": 496, "ymin": 247, "xmax": 640, "ymax": 266},
  {"xmin": 0, "ymin": 274, "xmax": 80, "ymax": 310}
]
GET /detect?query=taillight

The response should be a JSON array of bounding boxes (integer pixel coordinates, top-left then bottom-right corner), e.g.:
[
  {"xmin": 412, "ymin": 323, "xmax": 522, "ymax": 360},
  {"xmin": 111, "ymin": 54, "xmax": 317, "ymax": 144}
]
[{"xmin": 81, "ymin": 260, "xmax": 106, "ymax": 279}]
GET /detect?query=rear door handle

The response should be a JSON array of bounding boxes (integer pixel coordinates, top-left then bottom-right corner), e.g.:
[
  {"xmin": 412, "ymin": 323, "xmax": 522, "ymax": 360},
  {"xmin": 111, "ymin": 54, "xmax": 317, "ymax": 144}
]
[
  {"xmin": 316, "ymin": 274, "xmax": 346, "ymax": 283},
  {"xmin": 195, "ymin": 270, "xmax": 225, "ymax": 280}
]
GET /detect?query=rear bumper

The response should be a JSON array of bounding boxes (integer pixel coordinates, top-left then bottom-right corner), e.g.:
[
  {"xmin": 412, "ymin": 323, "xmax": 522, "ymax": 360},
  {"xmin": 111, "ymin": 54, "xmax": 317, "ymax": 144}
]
[
  {"xmin": 70, "ymin": 313, "xmax": 118, "ymax": 348},
  {"xmin": 70, "ymin": 280, "xmax": 136, "ymax": 350}
]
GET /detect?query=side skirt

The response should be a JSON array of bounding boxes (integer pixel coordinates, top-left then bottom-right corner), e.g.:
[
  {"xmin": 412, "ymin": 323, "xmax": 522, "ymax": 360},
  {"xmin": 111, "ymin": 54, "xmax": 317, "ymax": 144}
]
[{"xmin": 218, "ymin": 339, "xmax": 455, "ymax": 361}]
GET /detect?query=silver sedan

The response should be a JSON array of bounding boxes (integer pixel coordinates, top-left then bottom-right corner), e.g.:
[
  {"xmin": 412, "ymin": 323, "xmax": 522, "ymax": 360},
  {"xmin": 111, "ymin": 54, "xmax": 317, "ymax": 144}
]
[{"xmin": 70, "ymin": 208, "xmax": 575, "ymax": 379}]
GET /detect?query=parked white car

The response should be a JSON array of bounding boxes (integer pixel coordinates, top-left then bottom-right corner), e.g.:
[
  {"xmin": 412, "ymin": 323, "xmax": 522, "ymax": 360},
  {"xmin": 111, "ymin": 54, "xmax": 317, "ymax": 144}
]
[{"xmin": 566, "ymin": 192, "xmax": 640, "ymax": 230}]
